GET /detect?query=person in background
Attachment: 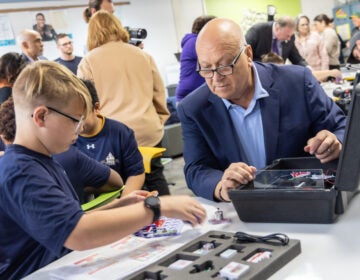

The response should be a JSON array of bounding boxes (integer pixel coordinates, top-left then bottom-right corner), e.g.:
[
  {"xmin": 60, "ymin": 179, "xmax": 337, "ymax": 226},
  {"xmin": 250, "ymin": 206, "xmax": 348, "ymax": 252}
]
[
  {"xmin": 349, "ymin": 12, "xmax": 360, "ymax": 38},
  {"xmin": 32, "ymin": 12, "xmax": 57, "ymax": 41},
  {"xmin": 261, "ymin": 51, "xmax": 342, "ymax": 82},
  {"xmin": 260, "ymin": 52, "xmax": 285, "ymax": 64},
  {"xmin": 0, "ymin": 97, "xmax": 15, "ymax": 156},
  {"xmin": 83, "ymin": 0, "xmax": 115, "ymax": 23},
  {"xmin": 78, "ymin": 11, "xmax": 170, "ymax": 196},
  {"xmin": 294, "ymin": 14, "xmax": 329, "ymax": 70},
  {"xmin": 177, "ymin": 18, "xmax": 346, "ymax": 202},
  {"xmin": 0, "ymin": 61, "xmax": 206, "ymax": 279},
  {"xmin": 347, "ymin": 32, "xmax": 360, "ymax": 64},
  {"xmin": 17, "ymin": 29, "xmax": 47, "ymax": 62},
  {"xmin": 0, "ymin": 52, "xmax": 28, "ymax": 152},
  {"xmin": 54, "ymin": 33, "xmax": 82, "ymax": 75},
  {"xmin": 175, "ymin": 15, "xmax": 216, "ymax": 103},
  {"xmin": 313, "ymin": 14, "xmax": 340, "ymax": 70},
  {"xmin": 0, "ymin": 52, "xmax": 28, "ymax": 105},
  {"xmin": 329, "ymin": 17, "xmax": 346, "ymax": 64},
  {"xmin": 245, "ymin": 16, "xmax": 307, "ymax": 66},
  {"xmin": 75, "ymin": 80, "xmax": 145, "ymax": 197}
]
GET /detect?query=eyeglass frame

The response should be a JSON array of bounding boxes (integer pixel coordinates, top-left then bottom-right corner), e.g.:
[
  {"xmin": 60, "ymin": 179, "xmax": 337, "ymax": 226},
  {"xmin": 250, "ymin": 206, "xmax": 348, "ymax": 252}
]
[
  {"xmin": 46, "ymin": 106, "xmax": 84, "ymax": 134},
  {"xmin": 196, "ymin": 44, "xmax": 247, "ymax": 79}
]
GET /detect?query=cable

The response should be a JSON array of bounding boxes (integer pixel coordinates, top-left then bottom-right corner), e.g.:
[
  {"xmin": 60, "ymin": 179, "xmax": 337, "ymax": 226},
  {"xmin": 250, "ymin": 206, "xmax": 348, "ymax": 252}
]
[{"xmin": 233, "ymin": 232, "xmax": 289, "ymax": 246}]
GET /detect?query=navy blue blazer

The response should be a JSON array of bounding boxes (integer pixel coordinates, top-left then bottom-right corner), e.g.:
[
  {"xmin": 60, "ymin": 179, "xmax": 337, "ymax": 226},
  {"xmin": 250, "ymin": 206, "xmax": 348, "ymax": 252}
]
[
  {"xmin": 246, "ymin": 21, "xmax": 307, "ymax": 66},
  {"xmin": 177, "ymin": 62, "xmax": 346, "ymax": 201}
]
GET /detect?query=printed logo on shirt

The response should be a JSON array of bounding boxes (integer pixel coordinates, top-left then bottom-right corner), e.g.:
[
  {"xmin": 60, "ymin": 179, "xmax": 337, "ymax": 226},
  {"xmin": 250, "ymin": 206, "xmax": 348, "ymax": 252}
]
[
  {"xmin": 104, "ymin": 152, "xmax": 116, "ymax": 166},
  {"xmin": 86, "ymin": 144, "xmax": 95, "ymax": 150}
]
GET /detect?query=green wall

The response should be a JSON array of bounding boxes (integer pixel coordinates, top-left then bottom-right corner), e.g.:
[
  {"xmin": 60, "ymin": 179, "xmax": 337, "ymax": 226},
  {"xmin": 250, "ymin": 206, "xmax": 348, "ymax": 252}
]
[{"xmin": 204, "ymin": 0, "xmax": 302, "ymax": 22}]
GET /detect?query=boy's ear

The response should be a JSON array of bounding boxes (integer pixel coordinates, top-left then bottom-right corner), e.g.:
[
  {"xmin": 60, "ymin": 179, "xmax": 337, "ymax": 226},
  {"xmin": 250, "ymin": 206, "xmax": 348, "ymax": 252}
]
[
  {"xmin": 32, "ymin": 106, "xmax": 48, "ymax": 127},
  {"xmin": 94, "ymin": 102, "xmax": 101, "ymax": 113}
]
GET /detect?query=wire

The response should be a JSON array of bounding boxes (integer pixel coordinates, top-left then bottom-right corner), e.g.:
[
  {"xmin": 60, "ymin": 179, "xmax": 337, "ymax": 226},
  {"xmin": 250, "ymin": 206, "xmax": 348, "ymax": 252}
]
[{"xmin": 233, "ymin": 232, "xmax": 289, "ymax": 246}]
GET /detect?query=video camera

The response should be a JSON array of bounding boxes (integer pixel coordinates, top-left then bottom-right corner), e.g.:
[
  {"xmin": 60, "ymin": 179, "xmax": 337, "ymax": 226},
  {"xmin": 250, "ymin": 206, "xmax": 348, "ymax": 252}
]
[{"xmin": 124, "ymin": 26, "xmax": 147, "ymax": 47}]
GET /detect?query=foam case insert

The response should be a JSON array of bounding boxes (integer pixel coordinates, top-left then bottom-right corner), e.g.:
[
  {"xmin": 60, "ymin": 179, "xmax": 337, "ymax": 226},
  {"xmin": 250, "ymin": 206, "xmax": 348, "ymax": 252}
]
[{"xmin": 125, "ymin": 230, "xmax": 301, "ymax": 280}]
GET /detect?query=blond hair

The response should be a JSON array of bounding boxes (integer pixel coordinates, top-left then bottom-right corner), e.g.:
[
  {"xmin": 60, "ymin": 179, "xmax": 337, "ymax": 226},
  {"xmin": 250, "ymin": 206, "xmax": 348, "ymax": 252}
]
[
  {"xmin": 12, "ymin": 61, "xmax": 92, "ymax": 118},
  {"xmin": 87, "ymin": 10, "xmax": 129, "ymax": 51}
]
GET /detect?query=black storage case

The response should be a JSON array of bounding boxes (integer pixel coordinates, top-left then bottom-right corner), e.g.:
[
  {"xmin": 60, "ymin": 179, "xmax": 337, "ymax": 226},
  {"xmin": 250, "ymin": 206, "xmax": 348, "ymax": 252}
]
[
  {"xmin": 229, "ymin": 82, "xmax": 360, "ymax": 224},
  {"xmin": 229, "ymin": 157, "xmax": 352, "ymax": 223}
]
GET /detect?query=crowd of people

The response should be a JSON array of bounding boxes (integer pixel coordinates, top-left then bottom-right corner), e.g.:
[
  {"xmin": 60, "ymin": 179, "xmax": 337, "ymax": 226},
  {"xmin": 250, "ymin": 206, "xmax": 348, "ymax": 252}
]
[{"xmin": 0, "ymin": 2, "xmax": 357, "ymax": 279}]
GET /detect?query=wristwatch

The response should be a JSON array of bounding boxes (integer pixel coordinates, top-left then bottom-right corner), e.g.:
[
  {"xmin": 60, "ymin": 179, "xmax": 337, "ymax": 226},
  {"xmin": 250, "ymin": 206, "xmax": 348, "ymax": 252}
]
[{"xmin": 144, "ymin": 195, "xmax": 161, "ymax": 223}]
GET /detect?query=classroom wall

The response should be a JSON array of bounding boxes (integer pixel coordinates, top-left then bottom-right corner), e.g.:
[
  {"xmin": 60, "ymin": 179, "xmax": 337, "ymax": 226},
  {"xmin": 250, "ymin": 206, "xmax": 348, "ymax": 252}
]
[{"xmin": 0, "ymin": 0, "xmax": 336, "ymax": 88}]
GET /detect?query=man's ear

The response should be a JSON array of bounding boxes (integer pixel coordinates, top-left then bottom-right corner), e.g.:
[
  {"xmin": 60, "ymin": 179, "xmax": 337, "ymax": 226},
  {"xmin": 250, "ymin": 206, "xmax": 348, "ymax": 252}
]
[
  {"xmin": 32, "ymin": 106, "xmax": 48, "ymax": 127},
  {"xmin": 245, "ymin": 45, "xmax": 253, "ymax": 64},
  {"xmin": 22, "ymin": 41, "xmax": 29, "ymax": 50}
]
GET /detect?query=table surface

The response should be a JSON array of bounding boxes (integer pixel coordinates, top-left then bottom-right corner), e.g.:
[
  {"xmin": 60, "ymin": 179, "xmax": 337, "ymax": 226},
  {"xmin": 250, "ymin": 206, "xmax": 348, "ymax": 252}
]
[{"xmin": 23, "ymin": 194, "xmax": 360, "ymax": 280}]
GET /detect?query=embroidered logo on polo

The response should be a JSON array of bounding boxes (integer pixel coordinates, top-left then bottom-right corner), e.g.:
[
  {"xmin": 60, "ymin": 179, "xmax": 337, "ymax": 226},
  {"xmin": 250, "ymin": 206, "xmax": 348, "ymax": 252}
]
[{"xmin": 86, "ymin": 144, "xmax": 95, "ymax": 150}]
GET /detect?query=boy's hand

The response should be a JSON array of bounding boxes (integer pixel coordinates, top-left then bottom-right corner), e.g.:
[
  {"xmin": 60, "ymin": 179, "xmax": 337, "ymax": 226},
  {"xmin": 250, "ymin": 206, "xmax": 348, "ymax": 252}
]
[{"xmin": 160, "ymin": 195, "xmax": 206, "ymax": 226}]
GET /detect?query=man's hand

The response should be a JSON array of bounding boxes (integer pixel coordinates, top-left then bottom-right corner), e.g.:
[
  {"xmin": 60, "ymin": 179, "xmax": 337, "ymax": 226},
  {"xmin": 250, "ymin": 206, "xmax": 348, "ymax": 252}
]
[
  {"xmin": 304, "ymin": 130, "xmax": 342, "ymax": 163},
  {"xmin": 215, "ymin": 162, "xmax": 256, "ymax": 201}
]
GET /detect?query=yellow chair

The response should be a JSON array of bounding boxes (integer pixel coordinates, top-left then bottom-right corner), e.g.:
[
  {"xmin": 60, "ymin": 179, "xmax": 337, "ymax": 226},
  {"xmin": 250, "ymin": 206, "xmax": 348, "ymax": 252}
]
[
  {"xmin": 138, "ymin": 146, "xmax": 166, "ymax": 173},
  {"xmin": 81, "ymin": 146, "xmax": 166, "ymax": 211}
]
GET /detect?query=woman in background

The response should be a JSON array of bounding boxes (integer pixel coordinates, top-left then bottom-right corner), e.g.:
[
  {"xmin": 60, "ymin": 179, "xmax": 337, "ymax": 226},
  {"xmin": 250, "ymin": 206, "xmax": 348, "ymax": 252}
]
[
  {"xmin": 83, "ymin": 0, "xmax": 115, "ymax": 23},
  {"xmin": 313, "ymin": 14, "xmax": 340, "ymax": 70},
  {"xmin": 295, "ymin": 14, "xmax": 329, "ymax": 70},
  {"xmin": 175, "ymin": 15, "xmax": 216, "ymax": 103},
  {"xmin": 78, "ymin": 11, "xmax": 170, "ymax": 196}
]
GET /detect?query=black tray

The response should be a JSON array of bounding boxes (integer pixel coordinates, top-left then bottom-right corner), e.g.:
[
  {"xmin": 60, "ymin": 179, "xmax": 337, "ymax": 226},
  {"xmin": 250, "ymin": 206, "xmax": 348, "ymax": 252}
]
[{"xmin": 125, "ymin": 230, "xmax": 301, "ymax": 280}]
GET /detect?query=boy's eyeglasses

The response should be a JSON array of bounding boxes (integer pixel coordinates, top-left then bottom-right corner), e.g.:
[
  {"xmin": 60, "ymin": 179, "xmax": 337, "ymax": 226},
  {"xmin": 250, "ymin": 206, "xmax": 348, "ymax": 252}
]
[{"xmin": 46, "ymin": 106, "xmax": 84, "ymax": 134}]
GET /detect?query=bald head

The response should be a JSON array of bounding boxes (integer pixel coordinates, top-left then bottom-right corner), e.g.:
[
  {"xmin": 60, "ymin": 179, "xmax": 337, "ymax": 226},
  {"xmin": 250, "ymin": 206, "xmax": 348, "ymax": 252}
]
[
  {"xmin": 196, "ymin": 18, "xmax": 246, "ymax": 54},
  {"xmin": 194, "ymin": 18, "xmax": 254, "ymax": 107},
  {"xmin": 17, "ymin": 29, "xmax": 39, "ymax": 45},
  {"xmin": 17, "ymin": 29, "xmax": 43, "ymax": 61}
]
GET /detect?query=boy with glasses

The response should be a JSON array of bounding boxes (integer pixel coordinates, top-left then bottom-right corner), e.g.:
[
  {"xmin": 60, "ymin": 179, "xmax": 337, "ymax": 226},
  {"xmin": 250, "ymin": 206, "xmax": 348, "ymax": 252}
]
[
  {"xmin": 177, "ymin": 18, "xmax": 346, "ymax": 202},
  {"xmin": 0, "ymin": 61, "xmax": 206, "ymax": 279}
]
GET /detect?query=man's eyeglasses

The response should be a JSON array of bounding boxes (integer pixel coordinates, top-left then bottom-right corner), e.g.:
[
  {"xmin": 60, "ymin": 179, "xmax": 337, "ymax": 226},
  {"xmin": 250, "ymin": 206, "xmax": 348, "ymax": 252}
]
[
  {"xmin": 59, "ymin": 41, "xmax": 73, "ymax": 47},
  {"xmin": 47, "ymin": 106, "xmax": 84, "ymax": 134},
  {"xmin": 196, "ymin": 45, "xmax": 247, "ymax": 79}
]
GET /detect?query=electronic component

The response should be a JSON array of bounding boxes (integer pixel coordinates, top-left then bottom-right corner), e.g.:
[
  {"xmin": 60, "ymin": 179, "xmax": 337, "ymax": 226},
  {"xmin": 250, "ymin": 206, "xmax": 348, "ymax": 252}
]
[{"xmin": 219, "ymin": 261, "xmax": 250, "ymax": 279}]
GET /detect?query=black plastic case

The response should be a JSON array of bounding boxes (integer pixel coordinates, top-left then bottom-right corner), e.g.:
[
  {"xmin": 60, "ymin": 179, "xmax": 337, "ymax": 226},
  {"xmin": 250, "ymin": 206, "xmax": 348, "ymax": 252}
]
[
  {"xmin": 125, "ymin": 230, "xmax": 301, "ymax": 280},
  {"xmin": 228, "ymin": 157, "xmax": 355, "ymax": 224},
  {"xmin": 229, "ymin": 78, "xmax": 360, "ymax": 224}
]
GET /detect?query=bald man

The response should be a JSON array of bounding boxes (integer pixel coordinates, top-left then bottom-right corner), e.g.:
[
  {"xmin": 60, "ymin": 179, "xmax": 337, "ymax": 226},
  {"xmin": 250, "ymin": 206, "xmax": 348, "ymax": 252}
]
[
  {"xmin": 177, "ymin": 18, "xmax": 346, "ymax": 202},
  {"xmin": 17, "ymin": 29, "xmax": 46, "ymax": 62}
]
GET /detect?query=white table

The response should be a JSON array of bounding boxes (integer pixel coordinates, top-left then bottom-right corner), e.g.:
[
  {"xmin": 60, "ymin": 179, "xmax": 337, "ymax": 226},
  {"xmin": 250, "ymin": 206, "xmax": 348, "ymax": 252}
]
[{"xmin": 24, "ymin": 195, "xmax": 360, "ymax": 279}]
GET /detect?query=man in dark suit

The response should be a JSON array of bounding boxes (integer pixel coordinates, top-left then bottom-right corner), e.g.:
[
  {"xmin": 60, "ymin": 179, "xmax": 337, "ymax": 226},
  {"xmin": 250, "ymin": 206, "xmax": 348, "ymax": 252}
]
[
  {"xmin": 246, "ymin": 16, "xmax": 307, "ymax": 66},
  {"xmin": 17, "ymin": 29, "xmax": 47, "ymax": 62},
  {"xmin": 177, "ymin": 18, "xmax": 346, "ymax": 202}
]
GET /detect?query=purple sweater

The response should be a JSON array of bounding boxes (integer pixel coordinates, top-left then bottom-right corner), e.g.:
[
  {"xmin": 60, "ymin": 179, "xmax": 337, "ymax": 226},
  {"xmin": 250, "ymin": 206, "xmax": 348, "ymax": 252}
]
[{"xmin": 176, "ymin": 33, "xmax": 205, "ymax": 102}]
